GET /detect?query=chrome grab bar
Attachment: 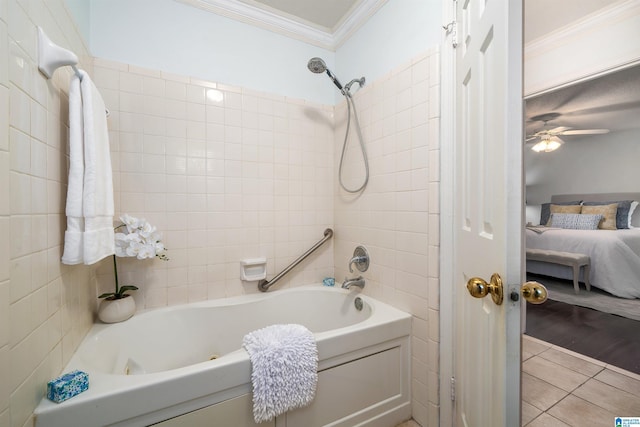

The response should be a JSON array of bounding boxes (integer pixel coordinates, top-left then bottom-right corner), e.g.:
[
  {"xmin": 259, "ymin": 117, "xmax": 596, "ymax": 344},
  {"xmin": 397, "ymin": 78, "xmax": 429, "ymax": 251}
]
[{"xmin": 258, "ymin": 228, "xmax": 333, "ymax": 292}]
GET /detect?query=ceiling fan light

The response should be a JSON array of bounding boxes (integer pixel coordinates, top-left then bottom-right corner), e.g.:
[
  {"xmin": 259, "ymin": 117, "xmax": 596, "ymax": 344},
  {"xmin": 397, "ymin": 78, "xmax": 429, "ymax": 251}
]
[
  {"xmin": 531, "ymin": 141, "xmax": 547, "ymax": 152},
  {"xmin": 531, "ymin": 136, "xmax": 562, "ymax": 153},
  {"xmin": 546, "ymin": 139, "xmax": 562, "ymax": 151}
]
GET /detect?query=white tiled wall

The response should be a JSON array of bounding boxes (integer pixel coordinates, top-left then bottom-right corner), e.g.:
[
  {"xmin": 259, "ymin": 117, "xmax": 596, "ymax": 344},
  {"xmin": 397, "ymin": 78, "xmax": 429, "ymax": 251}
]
[
  {"xmin": 333, "ymin": 48, "xmax": 441, "ymax": 427},
  {"xmin": 2, "ymin": 1, "xmax": 97, "ymax": 426},
  {"xmin": 92, "ymin": 59, "xmax": 335, "ymax": 308},
  {"xmin": 2, "ymin": 4, "xmax": 441, "ymax": 425}
]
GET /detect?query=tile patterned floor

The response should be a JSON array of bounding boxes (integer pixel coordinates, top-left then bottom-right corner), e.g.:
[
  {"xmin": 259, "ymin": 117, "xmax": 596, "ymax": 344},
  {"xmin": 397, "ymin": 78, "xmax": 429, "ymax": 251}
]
[
  {"xmin": 395, "ymin": 336, "xmax": 640, "ymax": 427},
  {"xmin": 523, "ymin": 335, "xmax": 640, "ymax": 426},
  {"xmin": 395, "ymin": 420, "xmax": 420, "ymax": 427}
]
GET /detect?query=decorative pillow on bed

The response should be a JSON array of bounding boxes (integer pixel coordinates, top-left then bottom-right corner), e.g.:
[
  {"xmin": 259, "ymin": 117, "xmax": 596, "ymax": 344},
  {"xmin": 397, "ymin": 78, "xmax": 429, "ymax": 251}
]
[
  {"xmin": 581, "ymin": 203, "xmax": 618, "ymax": 230},
  {"xmin": 544, "ymin": 204, "xmax": 582, "ymax": 225},
  {"xmin": 582, "ymin": 200, "xmax": 636, "ymax": 229},
  {"xmin": 549, "ymin": 213, "xmax": 603, "ymax": 230},
  {"xmin": 540, "ymin": 201, "xmax": 581, "ymax": 225}
]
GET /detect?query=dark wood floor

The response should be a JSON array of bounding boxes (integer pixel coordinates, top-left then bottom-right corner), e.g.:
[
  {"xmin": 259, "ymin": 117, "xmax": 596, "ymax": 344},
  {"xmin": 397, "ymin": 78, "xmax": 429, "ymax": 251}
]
[{"xmin": 525, "ymin": 299, "xmax": 640, "ymax": 374}]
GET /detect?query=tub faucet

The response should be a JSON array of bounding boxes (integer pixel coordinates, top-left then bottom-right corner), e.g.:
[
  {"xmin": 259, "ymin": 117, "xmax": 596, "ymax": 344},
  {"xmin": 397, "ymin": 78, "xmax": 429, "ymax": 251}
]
[{"xmin": 342, "ymin": 276, "xmax": 365, "ymax": 290}]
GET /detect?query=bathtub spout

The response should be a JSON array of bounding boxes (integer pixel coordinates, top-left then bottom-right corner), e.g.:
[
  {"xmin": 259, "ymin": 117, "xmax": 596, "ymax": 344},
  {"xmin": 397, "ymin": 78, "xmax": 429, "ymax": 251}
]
[{"xmin": 342, "ymin": 276, "xmax": 365, "ymax": 290}]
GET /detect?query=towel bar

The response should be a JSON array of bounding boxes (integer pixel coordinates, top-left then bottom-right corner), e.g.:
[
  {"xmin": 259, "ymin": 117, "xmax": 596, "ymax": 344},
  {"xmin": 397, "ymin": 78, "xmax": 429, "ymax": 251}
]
[
  {"xmin": 37, "ymin": 27, "xmax": 79, "ymax": 79},
  {"xmin": 37, "ymin": 27, "xmax": 110, "ymax": 117}
]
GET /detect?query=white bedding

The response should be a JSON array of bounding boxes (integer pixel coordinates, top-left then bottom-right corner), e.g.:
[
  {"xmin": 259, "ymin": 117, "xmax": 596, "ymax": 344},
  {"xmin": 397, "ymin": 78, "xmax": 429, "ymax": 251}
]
[{"xmin": 526, "ymin": 228, "xmax": 640, "ymax": 299}]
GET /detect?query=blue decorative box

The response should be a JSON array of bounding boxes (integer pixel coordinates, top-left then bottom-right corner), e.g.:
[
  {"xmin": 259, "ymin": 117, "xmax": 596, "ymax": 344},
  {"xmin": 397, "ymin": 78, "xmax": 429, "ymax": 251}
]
[{"xmin": 46, "ymin": 370, "xmax": 89, "ymax": 403}]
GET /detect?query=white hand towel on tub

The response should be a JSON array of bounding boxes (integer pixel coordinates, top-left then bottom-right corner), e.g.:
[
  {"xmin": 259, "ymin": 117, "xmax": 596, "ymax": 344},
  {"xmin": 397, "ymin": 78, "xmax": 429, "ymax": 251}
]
[
  {"xmin": 61, "ymin": 69, "xmax": 114, "ymax": 265},
  {"xmin": 242, "ymin": 324, "xmax": 318, "ymax": 423}
]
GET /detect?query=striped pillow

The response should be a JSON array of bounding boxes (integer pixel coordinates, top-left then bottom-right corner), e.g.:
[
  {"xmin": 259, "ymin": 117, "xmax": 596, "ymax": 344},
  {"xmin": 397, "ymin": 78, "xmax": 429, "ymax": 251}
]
[{"xmin": 550, "ymin": 213, "xmax": 603, "ymax": 230}]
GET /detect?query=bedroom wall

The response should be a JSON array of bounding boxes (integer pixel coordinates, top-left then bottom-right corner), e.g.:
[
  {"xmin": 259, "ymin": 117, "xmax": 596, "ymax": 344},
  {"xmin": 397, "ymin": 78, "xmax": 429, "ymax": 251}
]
[{"xmin": 524, "ymin": 128, "xmax": 640, "ymax": 222}]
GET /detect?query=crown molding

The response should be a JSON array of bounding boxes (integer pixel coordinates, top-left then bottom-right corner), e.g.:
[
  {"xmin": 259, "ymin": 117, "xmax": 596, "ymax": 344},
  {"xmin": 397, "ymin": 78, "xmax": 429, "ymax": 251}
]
[
  {"xmin": 525, "ymin": 0, "xmax": 639, "ymax": 58},
  {"xmin": 175, "ymin": 0, "xmax": 388, "ymax": 51},
  {"xmin": 333, "ymin": 0, "xmax": 389, "ymax": 49}
]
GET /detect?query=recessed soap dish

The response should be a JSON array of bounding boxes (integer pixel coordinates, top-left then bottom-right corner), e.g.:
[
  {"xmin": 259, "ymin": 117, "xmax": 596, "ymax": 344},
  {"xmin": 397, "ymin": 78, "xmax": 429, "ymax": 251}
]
[{"xmin": 240, "ymin": 258, "xmax": 267, "ymax": 281}]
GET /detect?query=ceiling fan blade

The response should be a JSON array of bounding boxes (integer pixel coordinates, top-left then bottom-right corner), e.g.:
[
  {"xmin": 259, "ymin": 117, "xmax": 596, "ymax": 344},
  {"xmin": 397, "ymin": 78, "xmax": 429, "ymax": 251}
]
[
  {"xmin": 559, "ymin": 129, "xmax": 610, "ymax": 135},
  {"xmin": 546, "ymin": 126, "xmax": 570, "ymax": 134},
  {"xmin": 525, "ymin": 135, "xmax": 538, "ymax": 142}
]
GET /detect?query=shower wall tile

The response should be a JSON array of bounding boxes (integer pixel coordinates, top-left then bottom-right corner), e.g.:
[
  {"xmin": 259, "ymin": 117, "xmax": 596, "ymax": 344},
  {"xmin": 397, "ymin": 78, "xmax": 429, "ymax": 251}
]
[
  {"xmin": 2, "ymin": 1, "xmax": 97, "ymax": 426},
  {"xmin": 333, "ymin": 47, "xmax": 440, "ymax": 427},
  {"xmin": 94, "ymin": 59, "xmax": 335, "ymax": 307}
]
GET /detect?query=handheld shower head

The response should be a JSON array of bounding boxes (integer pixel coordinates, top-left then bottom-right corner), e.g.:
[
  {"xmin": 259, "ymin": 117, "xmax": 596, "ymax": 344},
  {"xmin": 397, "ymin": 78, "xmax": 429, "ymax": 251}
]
[
  {"xmin": 307, "ymin": 57, "xmax": 344, "ymax": 92},
  {"xmin": 307, "ymin": 57, "xmax": 327, "ymax": 74}
]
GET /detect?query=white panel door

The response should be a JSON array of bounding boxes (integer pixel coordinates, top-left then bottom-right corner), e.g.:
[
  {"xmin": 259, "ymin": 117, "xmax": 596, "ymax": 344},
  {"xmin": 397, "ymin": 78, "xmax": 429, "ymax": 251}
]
[{"xmin": 453, "ymin": 0, "xmax": 523, "ymax": 426}]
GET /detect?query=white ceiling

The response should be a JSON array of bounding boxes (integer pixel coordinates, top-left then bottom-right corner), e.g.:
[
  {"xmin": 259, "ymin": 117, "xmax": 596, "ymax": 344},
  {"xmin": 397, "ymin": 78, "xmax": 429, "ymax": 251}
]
[
  {"xmin": 236, "ymin": 0, "xmax": 362, "ymax": 31},
  {"xmin": 525, "ymin": 64, "xmax": 640, "ymax": 137},
  {"xmin": 524, "ymin": 0, "xmax": 640, "ymax": 137},
  {"xmin": 177, "ymin": 0, "xmax": 384, "ymax": 49}
]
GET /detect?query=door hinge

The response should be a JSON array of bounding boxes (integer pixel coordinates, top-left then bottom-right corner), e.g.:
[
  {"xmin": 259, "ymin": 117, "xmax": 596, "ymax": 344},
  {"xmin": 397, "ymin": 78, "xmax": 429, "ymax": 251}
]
[
  {"xmin": 443, "ymin": 21, "xmax": 458, "ymax": 48},
  {"xmin": 451, "ymin": 377, "xmax": 456, "ymax": 401}
]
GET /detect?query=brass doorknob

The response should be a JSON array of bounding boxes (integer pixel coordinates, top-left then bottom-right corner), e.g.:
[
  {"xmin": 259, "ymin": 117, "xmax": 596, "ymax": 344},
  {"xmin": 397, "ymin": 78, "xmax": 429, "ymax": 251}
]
[
  {"xmin": 520, "ymin": 281, "xmax": 548, "ymax": 304},
  {"xmin": 466, "ymin": 273, "xmax": 504, "ymax": 305}
]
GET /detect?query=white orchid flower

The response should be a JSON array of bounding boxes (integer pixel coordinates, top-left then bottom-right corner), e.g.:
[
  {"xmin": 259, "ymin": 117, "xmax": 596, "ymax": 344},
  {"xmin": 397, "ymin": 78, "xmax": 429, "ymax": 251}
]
[
  {"xmin": 139, "ymin": 221, "xmax": 156, "ymax": 235},
  {"xmin": 107, "ymin": 215, "xmax": 169, "ymax": 300},
  {"xmin": 114, "ymin": 214, "xmax": 169, "ymax": 261},
  {"xmin": 137, "ymin": 245, "xmax": 156, "ymax": 260},
  {"xmin": 120, "ymin": 214, "xmax": 141, "ymax": 232}
]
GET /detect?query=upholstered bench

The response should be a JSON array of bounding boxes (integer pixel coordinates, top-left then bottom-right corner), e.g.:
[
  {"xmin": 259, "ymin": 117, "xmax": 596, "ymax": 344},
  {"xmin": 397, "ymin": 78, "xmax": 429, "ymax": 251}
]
[{"xmin": 525, "ymin": 249, "xmax": 591, "ymax": 294}]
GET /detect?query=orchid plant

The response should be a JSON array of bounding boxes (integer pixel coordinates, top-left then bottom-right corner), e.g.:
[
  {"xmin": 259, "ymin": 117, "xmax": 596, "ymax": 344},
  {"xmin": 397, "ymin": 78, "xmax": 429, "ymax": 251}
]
[{"xmin": 99, "ymin": 214, "xmax": 169, "ymax": 300}]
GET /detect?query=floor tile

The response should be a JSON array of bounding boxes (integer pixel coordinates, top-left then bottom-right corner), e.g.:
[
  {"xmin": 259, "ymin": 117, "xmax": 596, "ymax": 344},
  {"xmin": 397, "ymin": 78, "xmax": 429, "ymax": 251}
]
[
  {"xmin": 572, "ymin": 378, "xmax": 640, "ymax": 415},
  {"xmin": 547, "ymin": 395, "xmax": 617, "ymax": 427},
  {"xmin": 539, "ymin": 347, "xmax": 605, "ymax": 377},
  {"xmin": 596, "ymin": 368, "xmax": 640, "ymax": 397},
  {"xmin": 522, "ymin": 400, "xmax": 542, "ymax": 426},
  {"xmin": 523, "ymin": 349, "xmax": 535, "ymax": 361},
  {"xmin": 522, "ymin": 372, "xmax": 569, "ymax": 412},
  {"xmin": 525, "ymin": 412, "xmax": 570, "ymax": 427},
  {"xmin": 523, "ymin": 335, "xmax": 553, "ymax": 355},
  {"xmin": 523, "ymin": 356, "xmax": 589, "ymax": 392},
  {"xmin": 605, "ymin": 364, "xmax": 640, "ymax": 382},
  {"xmin": 522, "ymin": 336, "xmax": 640, "ymax": 427}
]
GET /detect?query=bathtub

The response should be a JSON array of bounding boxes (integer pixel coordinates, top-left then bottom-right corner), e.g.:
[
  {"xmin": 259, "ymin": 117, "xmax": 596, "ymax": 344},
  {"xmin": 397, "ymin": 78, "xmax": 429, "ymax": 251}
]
[{"xmin": 35, "ymin": 285, "xmax": 412, "ymax": 427}]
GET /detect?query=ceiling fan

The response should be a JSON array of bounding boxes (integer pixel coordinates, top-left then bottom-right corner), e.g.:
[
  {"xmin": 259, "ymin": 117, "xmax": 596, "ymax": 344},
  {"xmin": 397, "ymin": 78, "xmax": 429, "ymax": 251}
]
[{"xmin": 525, "ymin": 113, "xmax": 610, "ymax": 152}]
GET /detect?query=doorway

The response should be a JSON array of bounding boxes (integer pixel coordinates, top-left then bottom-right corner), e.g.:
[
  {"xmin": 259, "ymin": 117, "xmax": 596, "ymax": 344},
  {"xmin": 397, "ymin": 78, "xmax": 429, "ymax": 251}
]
[{"xmin": 521, "ymin": 1, "xmax": 640, "ymax": 423}]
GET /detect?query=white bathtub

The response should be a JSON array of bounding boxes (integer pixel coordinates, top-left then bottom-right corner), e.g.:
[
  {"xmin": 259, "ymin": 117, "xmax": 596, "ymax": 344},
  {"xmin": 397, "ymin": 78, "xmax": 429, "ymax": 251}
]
[{"xmin": 35, "ymin": 285, "xmax": 412, "ymax": 427}]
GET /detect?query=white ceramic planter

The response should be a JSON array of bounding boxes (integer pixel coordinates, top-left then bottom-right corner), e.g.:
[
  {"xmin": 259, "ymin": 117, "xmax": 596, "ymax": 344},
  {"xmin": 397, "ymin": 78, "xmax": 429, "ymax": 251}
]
[{"xmin": 98, "ymin": 295, "xmax": 136, "ymax": 323}]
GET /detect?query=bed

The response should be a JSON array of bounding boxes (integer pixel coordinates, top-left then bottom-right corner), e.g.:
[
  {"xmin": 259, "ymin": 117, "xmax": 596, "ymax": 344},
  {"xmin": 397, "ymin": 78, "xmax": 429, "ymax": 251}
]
[{"xmin": 526, "ymin": 193, "xmax": 640, "ymax": 299}]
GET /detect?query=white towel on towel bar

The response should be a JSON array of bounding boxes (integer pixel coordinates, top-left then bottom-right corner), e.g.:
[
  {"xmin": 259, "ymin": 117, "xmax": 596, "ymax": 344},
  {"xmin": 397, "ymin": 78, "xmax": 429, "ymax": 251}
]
[
  {"xmin": 61, "ymin": 69, "xmax": 114, "ymax": 265},
  {"xmin": 242, "ymin": 324, "xmax": 318, "ymax": 423}
]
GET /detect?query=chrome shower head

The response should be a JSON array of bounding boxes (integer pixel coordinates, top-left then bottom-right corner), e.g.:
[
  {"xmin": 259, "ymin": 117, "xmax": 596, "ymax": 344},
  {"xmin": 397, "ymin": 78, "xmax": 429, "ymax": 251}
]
[
  {"xmin": 307, "ymin": 57, "xmax": 327, "ymax": 74},
  {"xmin": 307, "ymin": 57, "xmax": 344, "ymax": 92}
]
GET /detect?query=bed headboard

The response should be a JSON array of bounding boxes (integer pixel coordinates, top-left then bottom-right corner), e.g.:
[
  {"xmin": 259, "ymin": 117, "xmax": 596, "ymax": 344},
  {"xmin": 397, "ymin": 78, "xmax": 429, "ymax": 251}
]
[{"xmin": 551, "ymin": 193, "xmax": 640, "ymax": 227}]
